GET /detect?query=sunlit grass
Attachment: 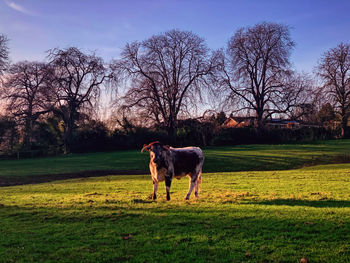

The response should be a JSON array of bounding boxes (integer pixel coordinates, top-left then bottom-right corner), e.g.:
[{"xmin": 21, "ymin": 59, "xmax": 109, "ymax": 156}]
[{"xmin": 0, "ymin": 163, "xmax": 349, "ymax": 262}]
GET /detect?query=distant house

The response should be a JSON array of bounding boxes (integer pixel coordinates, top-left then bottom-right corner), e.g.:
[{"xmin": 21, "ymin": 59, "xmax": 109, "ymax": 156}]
[
  {"xmin": 265, "ymin": 119, "xmax": 301, "ymax": 129},
  {"xmin": 221, "ymin": 117, "xmax": 255, "ymax": 128},
  {"xmin": 221, "ymin": 117, "xmax": 319, "ymax": 129},
  {"xmin": 265, "ymin": 119, "xmax": 322, "ymax": 129}
]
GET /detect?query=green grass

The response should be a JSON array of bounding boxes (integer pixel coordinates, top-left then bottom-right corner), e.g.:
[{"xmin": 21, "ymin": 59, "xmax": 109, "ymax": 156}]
[
  {"xmin": 1, "ymin": 139, "xmax": 350, "ymax": 262},
  {"xmin": 0, "ymin": 164, "xmax": 350, "ymax": 262},
  {"xmin": 0, "ymin": 150, "xmax": 150, "ymax": 178},
  {"xmin": 1, "ymin": 139, "xmax": 350, "ymax": 178}
]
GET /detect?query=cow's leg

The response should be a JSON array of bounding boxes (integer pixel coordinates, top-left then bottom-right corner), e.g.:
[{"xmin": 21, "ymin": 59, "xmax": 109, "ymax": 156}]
[
  {"xmin": 165, "ymin": 176, "xmax": 172, "ymax": 201},
  {"xmin": 152, "ymin": 180, "xmax": 158, "ymax": 200},
  {"xmin": 150, "ymin": 162, "xmax": 158, "ymax": 200},
  {"xmin": 185, "ymin": 174, "xmax": 198, "ymax": 200},
  {"xmin": 195, "ymin": 172, "xmax": 202, "ymax": 198}
]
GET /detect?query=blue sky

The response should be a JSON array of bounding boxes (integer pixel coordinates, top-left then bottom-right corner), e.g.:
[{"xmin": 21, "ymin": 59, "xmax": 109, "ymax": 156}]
[{"xmin": 1, "ymin": 0, "xmax": 350, "ymax": 72}]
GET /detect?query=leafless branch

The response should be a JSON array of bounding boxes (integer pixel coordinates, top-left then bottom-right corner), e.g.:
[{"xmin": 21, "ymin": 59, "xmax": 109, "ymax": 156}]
[{"xmin": 111, "ymin": 29, "xmax": 219, "ymax": 136}]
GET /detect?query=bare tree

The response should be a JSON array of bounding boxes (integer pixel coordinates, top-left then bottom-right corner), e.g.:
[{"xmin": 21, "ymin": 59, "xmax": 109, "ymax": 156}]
[
  {"xmin": 317, "ymin": 43, "xmax": 350, "ymax": 137},
  {"xmin": 2, "ymin": 61, "xmax": 54, "ymax": 149},
  {"xmin": 282, "ymin": 73, "xmax": 317, "ymax": 121},
  {"xmin": 217, "ymin": 22, "xmax": 296, "ymax": 132},
  {"xmin": 113, "ymin": 29, "xmax": 219, "ymax": 137},
  {"xmin": 317, "ymin": 102, "xmax": 336, "ymax": 129},
  {"xmin": 0, "ymin": 34, "xmax": 9, "ymax": 75},
  {"xmin": 48, "ymin": 47, "xmax": 108, "ymax": 153}
]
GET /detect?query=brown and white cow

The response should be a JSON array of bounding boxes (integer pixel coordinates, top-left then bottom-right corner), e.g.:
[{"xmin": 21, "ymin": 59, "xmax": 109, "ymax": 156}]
[{"xmin": 141, "ymin": 141, "xmax": 204, "ymax": 200}]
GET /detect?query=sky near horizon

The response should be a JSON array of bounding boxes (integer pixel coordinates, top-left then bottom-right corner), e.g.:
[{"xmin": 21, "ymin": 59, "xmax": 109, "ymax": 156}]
[{"xmin": 1, "ymin": 0, "xmax": 349, "ymax": 73}]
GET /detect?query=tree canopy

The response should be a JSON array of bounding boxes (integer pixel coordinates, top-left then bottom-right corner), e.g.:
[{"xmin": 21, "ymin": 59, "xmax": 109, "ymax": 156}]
[
  {"xmin": 113, "ymin": 29, "xmax": 219, "ymax": 136},
  {"xmin": 317, "ymin": 43, "xmax": 350, "ymax": 137},
  {"xmin": 216, "ymin": 22, "xmax": 303, "ymax": 131}
]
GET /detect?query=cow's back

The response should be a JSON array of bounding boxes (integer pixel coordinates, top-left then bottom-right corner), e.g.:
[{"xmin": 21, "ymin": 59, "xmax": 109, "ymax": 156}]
[{"xmin": 171, "ymin": 147, "xmax": 204, "ymax": 176}]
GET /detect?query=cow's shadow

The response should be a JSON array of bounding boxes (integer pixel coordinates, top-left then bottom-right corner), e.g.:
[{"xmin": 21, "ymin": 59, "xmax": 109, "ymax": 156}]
[{"xmin": 132, "ymin": 198, "xmax": 154, "ymax": 204}]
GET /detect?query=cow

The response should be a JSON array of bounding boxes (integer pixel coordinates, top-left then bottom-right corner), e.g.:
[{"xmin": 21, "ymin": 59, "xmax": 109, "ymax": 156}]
[{"xmin": 141, "ymin": 141, "xmax": 204, "ymax": 201}]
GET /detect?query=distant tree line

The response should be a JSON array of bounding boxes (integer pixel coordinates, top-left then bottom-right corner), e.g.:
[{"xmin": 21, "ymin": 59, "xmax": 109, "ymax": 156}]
[{"xmin": 0, "ymin": 22, "xmax": 349, "ymax": 157}]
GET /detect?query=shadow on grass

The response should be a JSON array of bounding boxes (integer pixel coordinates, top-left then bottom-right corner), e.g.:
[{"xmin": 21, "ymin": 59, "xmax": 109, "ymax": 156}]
[
  {"xmin": 0, "ymin": 203, "xmax": 350, "ymax": 262},
  {"xmin": 250, "ymin": 198, "xmax": 350, "ymax": 208},
  {"xmin": 0, "ymin": 169, "xmax": 149, "ymax": 187}
]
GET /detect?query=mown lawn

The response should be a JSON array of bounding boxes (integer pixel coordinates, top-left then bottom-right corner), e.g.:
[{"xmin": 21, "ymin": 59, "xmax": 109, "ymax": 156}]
[
  {"xmin": 1, "ymin": 139, "xmax": 350, "ymax": 178},
  {"xmin": 0, "ymin": 140, "xmax": 350, "ymax": 262},
  {"xmin": 0, "ymin": 163, "xmax": 350, "ymax": 262}
]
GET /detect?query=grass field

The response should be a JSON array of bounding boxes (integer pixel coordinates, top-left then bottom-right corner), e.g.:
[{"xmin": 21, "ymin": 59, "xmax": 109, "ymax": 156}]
[
  {"xmin": 1, "ymin": 139, "xmax": 350, "ymax": 178},
  {"xmin": 0, "ymin": 140, "xmax": 350, "ymax": 262}
]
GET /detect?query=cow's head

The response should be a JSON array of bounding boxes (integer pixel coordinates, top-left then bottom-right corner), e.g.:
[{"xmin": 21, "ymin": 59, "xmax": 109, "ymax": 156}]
[{"xmin": 141, "ymin": 141, "xmax": 170, "ymax": 167}]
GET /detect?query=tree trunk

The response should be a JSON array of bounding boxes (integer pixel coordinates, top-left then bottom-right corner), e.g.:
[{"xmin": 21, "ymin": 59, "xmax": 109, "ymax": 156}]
[
  {"xmin": 341, "ymin": 114, "xmax": 348, "ymax": 138},
  {"xmin": 167, "ymin": 121, "xmax": 175, "ymax": 139},
  {"xmin": 23, "ymin": 117, "xmax": 33, "ymax": 150},
  {"xmin": 62, "ymin": 103, "xmax": 79, "ymax": 154},
  {"xmin": 167, "ymin": 112, "xmax": 177, "ymax": 140},
  {"xmin": 256, "ymin": 109, "xmax": 264, "ymax": 136},
  {"xmin": 64, "ymin": 117, "xmax": 74, "ymax": 154},
  {"xmin": 10, "ymin": 124, "xmax": 15, "ymax": 151}
]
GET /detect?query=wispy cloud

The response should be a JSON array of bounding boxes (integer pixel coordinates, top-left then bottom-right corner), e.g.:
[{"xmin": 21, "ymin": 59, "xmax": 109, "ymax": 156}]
[{"xmin": 5, "ymin": 0, "xmax": 35, "ymax": 15}]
